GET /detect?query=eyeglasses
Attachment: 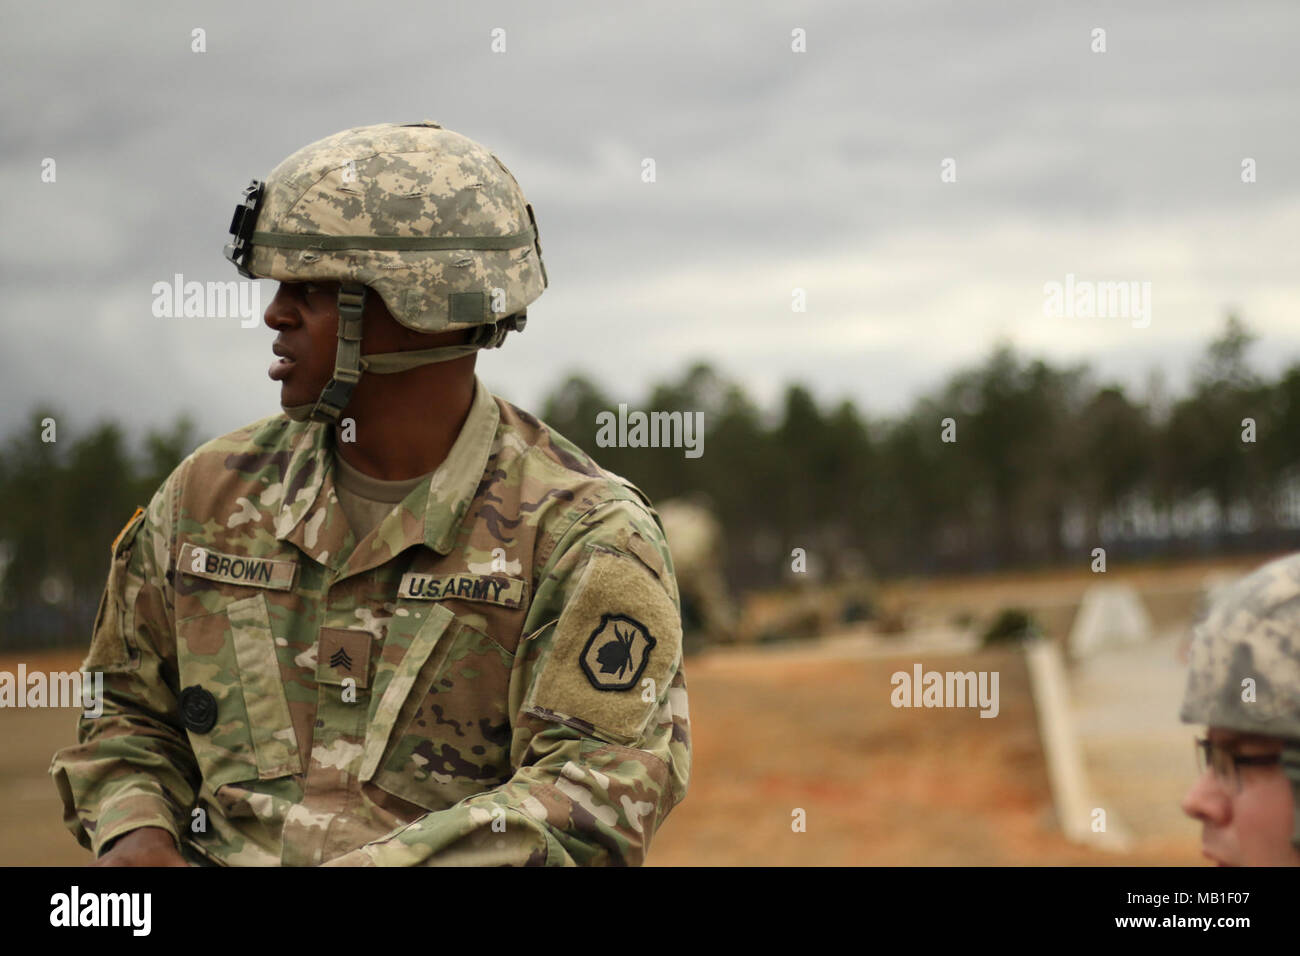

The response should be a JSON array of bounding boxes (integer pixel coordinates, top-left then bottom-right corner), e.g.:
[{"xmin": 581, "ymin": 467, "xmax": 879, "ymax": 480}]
[{"xmin": 1195, "ymin": 737, "xmax": 1282, "ymax": 791}]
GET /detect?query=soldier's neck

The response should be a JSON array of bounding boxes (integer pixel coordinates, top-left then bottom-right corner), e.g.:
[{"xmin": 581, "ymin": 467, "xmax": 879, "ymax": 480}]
[{"xmin": 332, "ymin": 366, "xmax": 476, "ymax": 480}]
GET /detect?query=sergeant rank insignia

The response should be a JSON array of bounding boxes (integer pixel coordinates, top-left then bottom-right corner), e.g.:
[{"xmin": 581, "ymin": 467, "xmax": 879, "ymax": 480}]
[{"xmin": 580, "ymin": 614, "xmax": 656, "ymax": 691}]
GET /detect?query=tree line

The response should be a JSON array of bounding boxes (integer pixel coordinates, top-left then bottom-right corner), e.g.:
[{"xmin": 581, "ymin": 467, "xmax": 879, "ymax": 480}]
[
  {"xmin": 2, "ymin": 316, "xmax": 1296, "ymax": 649},
  {"xmin": 540, "ymin": 316, "xmax": 1300, "ymax": 586}
]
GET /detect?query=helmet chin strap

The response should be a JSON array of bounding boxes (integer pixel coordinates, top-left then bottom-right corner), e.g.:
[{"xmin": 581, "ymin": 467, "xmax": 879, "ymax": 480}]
[
  {"xmin": 1283, "ymin": 745, "xmax": 1300, "ymax": 849},
  {"xmin": 281, "ymin": 283, "xmax": 527, "ymax": 424}
]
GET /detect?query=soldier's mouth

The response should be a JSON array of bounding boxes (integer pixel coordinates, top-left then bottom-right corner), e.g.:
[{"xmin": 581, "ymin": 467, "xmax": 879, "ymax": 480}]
[
  {"xmin": 269, "ymin": 355, "xmax": 296, "ymax": 381},
  {"xmin": 270, "ymin": 344, "xmax": 296, "ymax": 381}
]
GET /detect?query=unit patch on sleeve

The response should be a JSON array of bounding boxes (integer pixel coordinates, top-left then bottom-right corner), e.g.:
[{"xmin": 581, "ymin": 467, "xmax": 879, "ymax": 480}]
[
  {"xmin": 111, "ymin": 506, "xmax": 146, "ymax": 556},
  {"xmin": 581, "ymin": 613, "xmax": 656, "ymax": 691},
  {"xmin": 528, "ymin": 547, "xmax": 682, "ymax": 745}
]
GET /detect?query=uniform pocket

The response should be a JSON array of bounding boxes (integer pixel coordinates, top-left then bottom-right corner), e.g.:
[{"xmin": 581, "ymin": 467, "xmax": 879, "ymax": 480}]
[
  {"xmin": 175, "ymin": 593, "xmax": 303, "ymax": 789},
  {"xmin": 364, "ymin": 605, "xmax": 514, "ymax": 812}
]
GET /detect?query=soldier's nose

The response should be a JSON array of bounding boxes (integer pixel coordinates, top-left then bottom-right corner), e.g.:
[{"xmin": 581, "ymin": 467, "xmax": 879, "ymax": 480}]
[
  {"xmin": 264, "ymin": 284, "xmax": 300, "ymax": 331},
  {"xmin": 1181, "ymin": 770, "xmax": 1231, "ymax": 826}
]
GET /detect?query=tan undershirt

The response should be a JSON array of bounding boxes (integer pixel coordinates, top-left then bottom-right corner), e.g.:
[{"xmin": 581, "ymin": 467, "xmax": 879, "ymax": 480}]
[{"xmin": 332, "ymin": 452, "xmax": 432, "ymax": 542}]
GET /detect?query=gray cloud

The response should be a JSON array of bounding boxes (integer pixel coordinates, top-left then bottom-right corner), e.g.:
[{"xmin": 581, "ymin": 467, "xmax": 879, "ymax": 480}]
[{"xmin": 2, "ymin": 0, "xmax": 1297, "ymax": 445}]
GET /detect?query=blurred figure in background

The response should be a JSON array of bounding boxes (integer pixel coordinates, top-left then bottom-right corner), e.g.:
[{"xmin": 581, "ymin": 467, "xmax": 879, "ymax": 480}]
[{"xmin": 659, "ymin": 494, "xmax": 737, "ymax": 649}]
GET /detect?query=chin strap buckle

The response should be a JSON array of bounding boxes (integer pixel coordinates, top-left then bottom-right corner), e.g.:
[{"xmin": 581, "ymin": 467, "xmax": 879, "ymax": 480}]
[
  {"xmin": 482, "ymin": 311, "xmax": 526, "ymax": 350},
  {"xmin": 310, "ymin": 282, "xmax": 368, "ymax": 424}
]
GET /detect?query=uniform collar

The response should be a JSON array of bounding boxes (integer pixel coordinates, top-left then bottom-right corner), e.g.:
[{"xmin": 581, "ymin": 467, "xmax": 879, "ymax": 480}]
[
  {"xmin": 275, "ymin": 376, "xmax": 500, "ymax": 573},
  {"xmin": 420, "ymin": 375, "xmax": 500, "ymax": 555}
]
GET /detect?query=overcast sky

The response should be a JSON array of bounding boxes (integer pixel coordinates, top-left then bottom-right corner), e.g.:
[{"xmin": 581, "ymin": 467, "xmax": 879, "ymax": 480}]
[{"xmin": 3, "ymin": 0, "xmax": 1298, "ymax": 444}]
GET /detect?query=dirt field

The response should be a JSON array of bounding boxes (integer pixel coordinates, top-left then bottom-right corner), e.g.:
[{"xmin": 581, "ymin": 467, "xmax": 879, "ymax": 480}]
[
  {"xmin": 4, "ymin": 644, "xmax": 1199, "ymax": 867},
  {"xmin": 646, "ymin": 642, "xmax": 1201, "ymax": 865},
  {"xmin": 872, "ymin": 553, "xmax": 1276, "ymax": 636},
  {"xmin": 1, "ymin": 650, "xmax": 91, "ymax": 866},
  {"xmin": 3, "ymin": 550, "xmax": 1246, "ymax": 866}
]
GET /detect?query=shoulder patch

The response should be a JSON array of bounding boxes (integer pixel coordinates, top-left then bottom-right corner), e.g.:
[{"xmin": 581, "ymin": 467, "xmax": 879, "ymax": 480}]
[
  {"xmin": 111, "ymin": 506, "xmax": 146, "ymax": 556},
  {"xmin": 528, "ymin": 547, "xmax": 682, "ymax": 744},
  {"xmin": 581, "ymin": 613, "xmax": 656, "ymax": 690}
]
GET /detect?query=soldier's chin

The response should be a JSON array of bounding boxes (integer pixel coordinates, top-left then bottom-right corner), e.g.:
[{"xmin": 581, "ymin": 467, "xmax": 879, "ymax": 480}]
[
  {"xmin": 279, "ymin": 384, "xmax": 319, "ymax": 422},
  {"xmin": 278, "ymin": 376, "xmax": 319, "ymax": 405}
]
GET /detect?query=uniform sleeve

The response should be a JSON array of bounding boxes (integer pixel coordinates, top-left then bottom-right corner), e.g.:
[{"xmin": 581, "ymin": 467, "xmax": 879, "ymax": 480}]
[
  {"xmin": 48, "ymin": 470, "xmax": 201, "ymax": 857},
  {"xmin": 324, "ymin": 497, "xmax": 692, "ymax": 866}
]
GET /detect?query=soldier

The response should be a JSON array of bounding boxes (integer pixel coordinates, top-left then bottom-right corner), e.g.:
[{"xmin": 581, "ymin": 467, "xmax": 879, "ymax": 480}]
[
  {"xmin": 657, "ymin": 494, "xmax": 737, "ymax": 648},
  {"xmin": 1179, "ymin": 553, "xmax": 1300, "ymax": 866},
  {"xmin": 49, "ymin": 122, "xmax": 690, "ymax": 866}
]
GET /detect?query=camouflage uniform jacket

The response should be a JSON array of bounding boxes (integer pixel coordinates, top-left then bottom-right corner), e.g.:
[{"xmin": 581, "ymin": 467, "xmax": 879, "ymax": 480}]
[{"xmin": 50, "ymin": 377, "xmax": 690, "ymax": 865}]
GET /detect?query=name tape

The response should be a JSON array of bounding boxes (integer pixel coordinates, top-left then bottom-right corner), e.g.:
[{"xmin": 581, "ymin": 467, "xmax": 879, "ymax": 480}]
[{"xmin": 179, "ymin": 543, "xmax": 297, "ymax": 591}]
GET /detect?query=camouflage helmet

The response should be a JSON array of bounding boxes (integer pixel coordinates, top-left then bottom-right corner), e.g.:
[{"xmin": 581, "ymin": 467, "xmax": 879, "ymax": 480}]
[
  {"xmin": 1179, "ymin": 553, "xmax": 1300, "ymax": 846},
  {"xmin": 223, "ymin": 121, "xmax": 547, "ymax": 422}
]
